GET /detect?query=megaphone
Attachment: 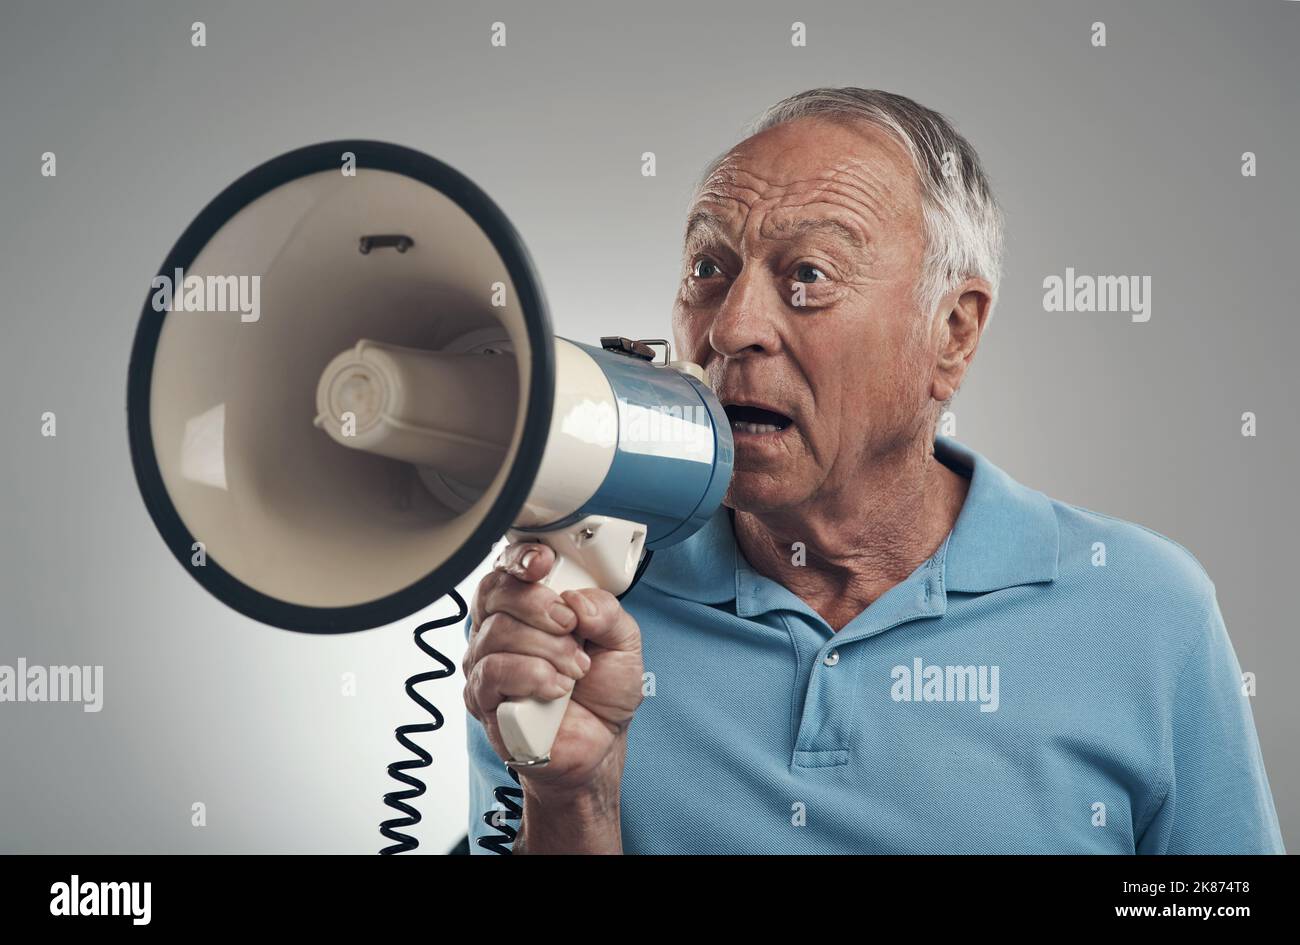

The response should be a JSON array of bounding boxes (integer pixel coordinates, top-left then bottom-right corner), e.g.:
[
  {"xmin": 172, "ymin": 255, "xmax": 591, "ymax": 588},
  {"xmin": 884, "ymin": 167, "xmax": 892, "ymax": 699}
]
[{"xmin": 126, "ymin": 141, "xmax": 733, "ymax": 768}]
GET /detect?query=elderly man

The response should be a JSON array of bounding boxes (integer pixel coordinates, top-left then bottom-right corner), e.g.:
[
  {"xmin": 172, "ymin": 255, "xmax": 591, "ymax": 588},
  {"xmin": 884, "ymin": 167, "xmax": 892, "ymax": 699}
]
[{"xmin": 463, "ymin": 88, "xmax": 1284, "ymax": 854}]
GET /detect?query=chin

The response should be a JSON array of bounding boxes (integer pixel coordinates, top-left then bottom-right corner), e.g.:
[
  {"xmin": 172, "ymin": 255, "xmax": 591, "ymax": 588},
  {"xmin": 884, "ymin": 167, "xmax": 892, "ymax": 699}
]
[{"xmin": 723, "ymin": 471, "xmax": 808, "ymax": 514}]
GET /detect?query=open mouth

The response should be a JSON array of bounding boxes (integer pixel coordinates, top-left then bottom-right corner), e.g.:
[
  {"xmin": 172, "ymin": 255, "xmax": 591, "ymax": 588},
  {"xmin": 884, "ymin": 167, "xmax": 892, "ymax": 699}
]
[{"xmin": 724, "ymin": 403, "xmax": 794, "ymax": 436}]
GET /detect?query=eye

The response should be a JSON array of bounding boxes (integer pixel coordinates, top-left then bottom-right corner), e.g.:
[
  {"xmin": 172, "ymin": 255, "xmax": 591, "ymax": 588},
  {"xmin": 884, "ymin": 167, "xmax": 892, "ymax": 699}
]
[
  {"xmin": 691, "ymin": 257, "xmax": 723, "ymax": 279},
  {"xmin": 793, "ymin": 263, "xmax": 828, "ymax": 284}
]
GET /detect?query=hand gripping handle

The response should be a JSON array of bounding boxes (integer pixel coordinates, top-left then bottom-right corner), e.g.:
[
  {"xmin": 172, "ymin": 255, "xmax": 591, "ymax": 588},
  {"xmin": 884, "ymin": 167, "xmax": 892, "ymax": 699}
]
[{"xmin": 495, "ymin": 515, "xmax": 646, "ymax": 766}]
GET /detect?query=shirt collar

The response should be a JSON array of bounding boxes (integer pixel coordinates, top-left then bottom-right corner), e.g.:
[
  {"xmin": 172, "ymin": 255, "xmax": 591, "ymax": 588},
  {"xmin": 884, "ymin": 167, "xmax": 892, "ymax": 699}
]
[
  {"xmin": 639, "ymin": 435, "xmax": 1059, "ymax": 605},
  {"xmin": 935, "ymin": 436, "xmax": 1059, "ymax": 593}
]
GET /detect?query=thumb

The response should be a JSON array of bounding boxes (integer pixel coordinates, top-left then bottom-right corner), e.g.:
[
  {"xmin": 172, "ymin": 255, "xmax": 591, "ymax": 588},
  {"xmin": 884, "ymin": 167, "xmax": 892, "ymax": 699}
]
[{"xmin": 561, "ymin": 588, "xmax": 640, "ymax": 652}]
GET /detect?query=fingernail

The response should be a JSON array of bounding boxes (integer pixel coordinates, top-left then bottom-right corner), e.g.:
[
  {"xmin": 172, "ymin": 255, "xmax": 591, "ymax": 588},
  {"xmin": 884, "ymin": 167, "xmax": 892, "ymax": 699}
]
[
  {"xmin": 576, "ymin": 593, "xmax": 597, "ymax": 617},
  {"xmin": 520, "ymin": 550, "xmax": 537, "ymax": 572},
  {"xmin": 576, "ymin": 650, "xmax": 592, "ymax": 672},
  {"xmin": 549, "ymin": 602, "xmax": 576, "ymax": 629}
]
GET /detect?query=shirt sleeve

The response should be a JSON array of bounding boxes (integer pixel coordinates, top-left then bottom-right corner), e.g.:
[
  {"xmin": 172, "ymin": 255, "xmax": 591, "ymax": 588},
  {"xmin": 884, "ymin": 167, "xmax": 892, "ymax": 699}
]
[
  {"xmin": 1137, "ymin": 592, "xmax": 1285, "ymax": 854},
  {"xmin": 464, "ymin": 612, "xmax": 525, "ymax": 855}
]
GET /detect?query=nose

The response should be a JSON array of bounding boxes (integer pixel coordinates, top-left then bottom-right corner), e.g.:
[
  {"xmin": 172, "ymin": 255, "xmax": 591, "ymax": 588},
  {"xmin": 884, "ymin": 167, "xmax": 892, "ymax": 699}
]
[{"xmin": 708, "ymin": 268, "xmax": 782, "ymax": 360}]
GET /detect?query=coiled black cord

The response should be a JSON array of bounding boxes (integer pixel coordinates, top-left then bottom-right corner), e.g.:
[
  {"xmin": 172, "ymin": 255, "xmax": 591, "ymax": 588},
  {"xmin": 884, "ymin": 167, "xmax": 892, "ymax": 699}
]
[
  {"xmin": 475, "ymin": 767, "xmax": 524, "ymax": 855},
  {"xmin": 378, "ymin": 589, "xmax": 466, "ymax": 855}
]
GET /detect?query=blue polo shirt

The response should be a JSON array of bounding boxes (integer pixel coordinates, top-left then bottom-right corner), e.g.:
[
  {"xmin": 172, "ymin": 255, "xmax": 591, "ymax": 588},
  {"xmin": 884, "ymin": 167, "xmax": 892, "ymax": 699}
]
[{"xmin": 467, "ymin": 436, "xmax": 1284, "ymax": 854}]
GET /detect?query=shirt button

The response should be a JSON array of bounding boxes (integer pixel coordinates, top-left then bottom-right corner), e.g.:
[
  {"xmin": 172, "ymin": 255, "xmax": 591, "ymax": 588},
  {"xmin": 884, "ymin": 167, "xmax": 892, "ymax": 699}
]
[{"xmin": 823, "ymin": 650, "xmax": 840, "ymax": 667}]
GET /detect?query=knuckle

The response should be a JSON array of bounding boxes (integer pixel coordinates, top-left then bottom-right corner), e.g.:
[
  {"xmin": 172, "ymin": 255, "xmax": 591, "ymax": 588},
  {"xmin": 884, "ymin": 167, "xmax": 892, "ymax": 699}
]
[
  {"xmin": 479, "ymin": 652, "xmax": 537, "ymax": 691},
  {"xmin": 480, "ymin": 569, "xmax": 510, "ymax": 603},
  {"xmin": 499, "ymin": 584, "xmax": 566, "ymax": 632},
  {"xmin": 478, "ymin": 611, "xmax": 530, "ymax": 652},
  {"xmin": 470, "ymin": 587, "xmax": 490, "ymax": 622},
  {"xmin": 477, "ymin": 611, "xmax": 502, "ymax": 640},
  {"xmin": 522, "ymin": 585, "xmax": 565, "ymax": 624},
  {"xmin": 473, "ymin": 646, "xmax": 571, "ymax": 700},
  {"xmin": 524, "ymin": 657, "xmax": 553, "ymax": 686},
  {"xmin": 492, "ymin": 576, "xmax": 535, "ymax": 615},
  {"xmin": 474, "ymin": 653, "xmax": 502, "ymax": 689}
]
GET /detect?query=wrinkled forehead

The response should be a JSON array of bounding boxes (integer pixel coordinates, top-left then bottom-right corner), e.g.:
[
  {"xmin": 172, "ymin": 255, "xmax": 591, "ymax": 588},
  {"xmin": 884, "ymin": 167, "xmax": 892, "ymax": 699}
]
[{"xmin": 690, "ymin": 118, "xmax": 922, "ymax": 230}]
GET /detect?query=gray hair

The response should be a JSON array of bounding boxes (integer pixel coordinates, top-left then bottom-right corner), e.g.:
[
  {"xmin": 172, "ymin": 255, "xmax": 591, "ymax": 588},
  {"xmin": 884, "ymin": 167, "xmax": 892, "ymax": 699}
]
[{"xmin": 696, "ymin": 88, "xmax": 1004, "ymax": 321}]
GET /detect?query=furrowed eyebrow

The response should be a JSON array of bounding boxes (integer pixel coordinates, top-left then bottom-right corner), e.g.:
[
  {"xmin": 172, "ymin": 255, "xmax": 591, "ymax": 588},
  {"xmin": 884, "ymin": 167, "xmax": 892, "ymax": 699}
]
[
  {"xmin": 683, "ymin": 209, "xmax": 734, "ymax": 249},
  {"xmin": 770, "ymin": 217, "xmax": 866, "ymax": 249},
  {"xmin": 684, "ymin": 210, "xmax": 867, "ymax": 253}
]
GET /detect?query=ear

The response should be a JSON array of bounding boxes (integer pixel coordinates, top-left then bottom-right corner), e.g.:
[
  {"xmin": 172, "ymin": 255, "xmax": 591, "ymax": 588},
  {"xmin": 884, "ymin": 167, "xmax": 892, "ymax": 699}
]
[{"xmin": 930, "ymin": 278, "xmax": 993, "ymax": 403}]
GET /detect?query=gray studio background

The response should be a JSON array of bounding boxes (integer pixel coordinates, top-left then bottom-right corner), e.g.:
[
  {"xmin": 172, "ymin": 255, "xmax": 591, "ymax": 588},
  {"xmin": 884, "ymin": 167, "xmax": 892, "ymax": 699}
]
[{"xmin": 1, "ymin": 0, "xmax": 1296, "ymax": 853}]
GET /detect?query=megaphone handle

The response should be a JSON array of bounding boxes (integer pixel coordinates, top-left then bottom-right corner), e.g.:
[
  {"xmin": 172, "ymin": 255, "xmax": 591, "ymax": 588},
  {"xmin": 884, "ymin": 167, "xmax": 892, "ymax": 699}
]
[{"xmin": 496, "ymin": 515, "xmax": 647, "ymax": 766}]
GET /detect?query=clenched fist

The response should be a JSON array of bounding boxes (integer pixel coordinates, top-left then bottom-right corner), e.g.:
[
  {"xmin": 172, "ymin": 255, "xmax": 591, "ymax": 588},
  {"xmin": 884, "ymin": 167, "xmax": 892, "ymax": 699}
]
[{"xmin": 464, "ymin": 541, "xmax": 645, "ymax": 809}]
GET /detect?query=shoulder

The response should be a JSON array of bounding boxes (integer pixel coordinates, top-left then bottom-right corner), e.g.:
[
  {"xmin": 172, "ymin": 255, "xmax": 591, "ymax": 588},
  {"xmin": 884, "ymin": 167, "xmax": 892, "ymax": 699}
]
[
  {"xmin": 1049, "ymin": 498, "xmax": 1214, "ymax": 594},
  {"xmin": 1044, "ymin": 496, "xmax": 1219, "ymax": 656}
]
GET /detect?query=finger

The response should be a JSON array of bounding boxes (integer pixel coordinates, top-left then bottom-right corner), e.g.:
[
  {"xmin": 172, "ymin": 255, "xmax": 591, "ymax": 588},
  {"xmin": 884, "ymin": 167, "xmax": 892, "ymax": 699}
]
[
  {"xmin": 468, "ymin": 612, "xmax": 590, "ymax": 679},
  {"xmin": 495, "ymin": 541, "xmax": 556, "ymax": 583},
  {"xmin": 475, "ymin": 571, "xmax": 578, "ymax": 636},
  {"xmin": 470, "ymin": 545, "xmax": 564, "ymax": 631},
  {"xmin": 561, "ymin": 589, "xmax": 641, "ymax": 652},
  {"xmin": 468, "ymin": 652, "xmax": 576, "ymax": 714},
  {"xmin": 464, "ymin": 686, "xmax": 512, "ymax": 767},
  {"xmin": 470, "ymin": 562, "xmax": 516, "ymax": 630},
  {"xmin": 477, "ymin": 714, "xmax": 514, "ymax": 768},
  {"xmin": 463, "ymin": 677, "xmax": 481, "ymax": 722}
]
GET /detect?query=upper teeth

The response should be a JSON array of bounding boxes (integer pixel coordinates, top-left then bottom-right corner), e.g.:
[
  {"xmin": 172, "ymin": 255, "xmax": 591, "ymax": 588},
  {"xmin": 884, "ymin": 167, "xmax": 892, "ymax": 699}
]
[{"xmin": 733, "ymin": 420, "xmax": 782, "ymax": 434}]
